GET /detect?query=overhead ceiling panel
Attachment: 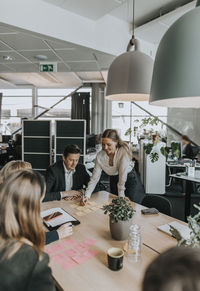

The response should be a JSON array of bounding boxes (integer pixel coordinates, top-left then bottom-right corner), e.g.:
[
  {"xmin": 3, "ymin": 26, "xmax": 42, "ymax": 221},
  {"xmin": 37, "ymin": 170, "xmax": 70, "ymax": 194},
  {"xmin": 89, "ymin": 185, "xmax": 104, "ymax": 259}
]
[
  {"xmin": 0, "ymin": 51, "xmax": 30, "ymax": 63},
  {"xmin": 46, "ymin": 39, "xmax": 78, "ymax": 50},
  {"xmin": 55, "ymin": 49, "xmax": 95, "ymax": 62},
  {"xmin": 0, "ymin": 42, "xmax": 13, "ymax": 51},
  {"xmin": 0, "ymin": 33, "xmax": 49, "ymax": 50},
  {"xmin": 68, "ymin": 61, "xmax": 99, "ymax": 72},
  {"xmin": 21, "ymin": 50, "xmax": 60, "ymax": 62},
  {"xmin": 5, "ymin": 63, "xmax": 39, "ymax": 73}
]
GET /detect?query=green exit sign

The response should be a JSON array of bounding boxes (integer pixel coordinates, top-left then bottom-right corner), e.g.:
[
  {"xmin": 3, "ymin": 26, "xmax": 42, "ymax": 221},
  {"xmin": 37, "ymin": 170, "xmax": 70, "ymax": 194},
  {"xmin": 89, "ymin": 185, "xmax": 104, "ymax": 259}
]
[{"xmin": 40, "ymin": 64, "xmax": 54, "ymax": 72}]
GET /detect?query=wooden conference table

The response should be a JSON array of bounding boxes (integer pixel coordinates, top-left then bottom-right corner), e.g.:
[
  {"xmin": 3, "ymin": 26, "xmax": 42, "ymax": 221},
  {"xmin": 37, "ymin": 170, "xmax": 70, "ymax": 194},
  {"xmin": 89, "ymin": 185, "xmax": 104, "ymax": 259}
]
[{"xmin": 42, "ymin": 191, "xmax": 186, "ymax": 291}]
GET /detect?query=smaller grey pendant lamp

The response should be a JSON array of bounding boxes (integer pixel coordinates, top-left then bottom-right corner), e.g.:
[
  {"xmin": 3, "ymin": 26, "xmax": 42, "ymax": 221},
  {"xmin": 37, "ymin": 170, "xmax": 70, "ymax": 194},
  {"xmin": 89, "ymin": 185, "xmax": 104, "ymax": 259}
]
[
  {"xmin": 150, "ymin": 0, "xmax": 200, "ymax": 107},
  {"xmin": 105, "ymin": 0, "xmax": 154, "ymax": 101}
]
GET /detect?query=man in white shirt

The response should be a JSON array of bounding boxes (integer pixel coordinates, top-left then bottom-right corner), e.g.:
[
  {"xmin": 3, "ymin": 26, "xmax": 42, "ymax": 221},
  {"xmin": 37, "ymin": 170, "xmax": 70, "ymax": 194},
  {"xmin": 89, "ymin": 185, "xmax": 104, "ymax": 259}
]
[{"xmin": 43, "ymin": 144, "xmax": 90, "ymax": 202}]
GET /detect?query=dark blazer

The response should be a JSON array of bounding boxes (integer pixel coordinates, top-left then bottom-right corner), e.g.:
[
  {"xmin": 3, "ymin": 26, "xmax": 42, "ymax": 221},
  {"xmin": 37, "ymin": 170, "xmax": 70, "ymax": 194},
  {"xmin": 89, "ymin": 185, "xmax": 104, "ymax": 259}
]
[
  {"xmin": 0, "ymin": 244, "xmax": 56, "ymax": 291},
  {"xmin": 44, "ymin": 160, "xmax": 90, "ymax": 202},
  {"xmin": 45, "ymin": 230, "xmax": 59, "ymax": 245},
  {"xmin": 182, "ymin": 143, "xmax": 194, "ymax": 159}
]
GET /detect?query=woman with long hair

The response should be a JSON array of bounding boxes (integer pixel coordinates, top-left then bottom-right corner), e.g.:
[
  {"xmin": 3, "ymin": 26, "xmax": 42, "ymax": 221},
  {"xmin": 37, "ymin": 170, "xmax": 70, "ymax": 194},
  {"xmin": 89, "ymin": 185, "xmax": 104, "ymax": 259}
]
[
  {"xmin": 0, "ymin": 160, "xmax": 73, "ymax": 245},
  {"xmin": 0, "ymin": 169, "xmax": 56, "ymax": 290},
  {"xmin": 84, "ymin": 129, "xmax": 144, "ymax": 203}
]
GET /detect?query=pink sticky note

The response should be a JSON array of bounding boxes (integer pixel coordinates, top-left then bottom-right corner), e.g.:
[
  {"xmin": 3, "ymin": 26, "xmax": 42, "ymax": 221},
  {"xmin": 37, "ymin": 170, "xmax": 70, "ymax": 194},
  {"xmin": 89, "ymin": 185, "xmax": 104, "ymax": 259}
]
[
  {"xmin": 52, "ymin": 254, "xmax": 64, "ymax": 263},
  {"xmin": 49, "ymin": 244, "xmax": 64, "ymax": 253},
  {"xmin": 75, "ymin": 242, "xmax": 88, "ymax": 252},
  {"xmin": 83, "ymin": 249, "xmax": 98, "ymax": 259},
  {"xmin": 84, "ymin": 238, "xmax": 97, "ymax": 246},
  {"xmin": 61, "ymin": 258, "xmax": 77, "ymax": 270},
  {"xmin": 71, "ymin": 254, "xmax": 89, "ymax": 264},
  {"xmin": 63, "ymin": 248, "xmax": 78, "ymax": 257},
  {"xmin": 63, "ymin": 238, "xmax": 76, "ymax": 246}
]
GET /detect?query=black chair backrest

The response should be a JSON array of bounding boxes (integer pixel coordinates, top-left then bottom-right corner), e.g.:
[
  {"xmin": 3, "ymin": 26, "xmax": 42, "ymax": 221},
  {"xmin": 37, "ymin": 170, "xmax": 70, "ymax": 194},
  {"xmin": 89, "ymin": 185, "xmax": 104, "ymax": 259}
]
[
  {"xmin": 141, "ymin": 194, "xmax": 172, "ymax": 216},
  {"xmin": 192, "ymin": 146, "xmax": 199, "ymax": 158}
]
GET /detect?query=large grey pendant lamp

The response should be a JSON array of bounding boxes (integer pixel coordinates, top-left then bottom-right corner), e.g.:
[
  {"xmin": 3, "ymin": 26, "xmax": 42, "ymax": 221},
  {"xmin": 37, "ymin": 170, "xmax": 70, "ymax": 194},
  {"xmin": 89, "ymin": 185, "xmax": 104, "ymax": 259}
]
[
  {"xmin": 105, "ymin": 0, "xmax": 154, "ymax": 101},
  {"xmin": 150, "ymin": 0, "xmax": 200, "ymax": 107}
]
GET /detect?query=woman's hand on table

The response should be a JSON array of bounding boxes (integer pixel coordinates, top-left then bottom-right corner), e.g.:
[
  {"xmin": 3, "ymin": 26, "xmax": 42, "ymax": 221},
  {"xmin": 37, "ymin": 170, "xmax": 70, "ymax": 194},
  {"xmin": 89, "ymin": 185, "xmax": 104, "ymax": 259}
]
[
  {"xmin": 80, "ymin": 196, "xmax": 88, "ymax": 206},
  {"xmin": 57, "ymin": 223, "xmax": 73, "ymax": 239}
]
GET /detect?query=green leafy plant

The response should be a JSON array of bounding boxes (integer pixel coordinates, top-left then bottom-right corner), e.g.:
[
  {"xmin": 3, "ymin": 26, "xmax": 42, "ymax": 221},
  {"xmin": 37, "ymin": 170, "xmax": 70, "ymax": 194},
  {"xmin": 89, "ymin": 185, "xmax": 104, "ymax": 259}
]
[
  {"xmin": 170, "ymin": 204, "xmax": 200, "ymax": 247},
  {"xmin": 102, "ymin": 197, "xmax": 135, "ymax": 223}
]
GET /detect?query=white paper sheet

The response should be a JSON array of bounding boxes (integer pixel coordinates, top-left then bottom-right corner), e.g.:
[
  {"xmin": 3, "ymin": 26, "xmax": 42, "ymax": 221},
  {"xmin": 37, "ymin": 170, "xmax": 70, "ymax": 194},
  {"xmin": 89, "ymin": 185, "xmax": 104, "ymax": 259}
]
[
  {"xmin": 158, "ymin": 221, "xmax": 191, "ymax": 241},
  {"xmin": 41, "ymin": 207, "xmax": 76, "ymax": 228}
]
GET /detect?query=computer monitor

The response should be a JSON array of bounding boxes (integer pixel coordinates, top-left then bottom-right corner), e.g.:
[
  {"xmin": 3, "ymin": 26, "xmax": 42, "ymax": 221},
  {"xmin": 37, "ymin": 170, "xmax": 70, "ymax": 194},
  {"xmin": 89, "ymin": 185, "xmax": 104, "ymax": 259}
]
[{"xmin": 86, "ymin": 134, "xmax": 96, "ymax": 152}]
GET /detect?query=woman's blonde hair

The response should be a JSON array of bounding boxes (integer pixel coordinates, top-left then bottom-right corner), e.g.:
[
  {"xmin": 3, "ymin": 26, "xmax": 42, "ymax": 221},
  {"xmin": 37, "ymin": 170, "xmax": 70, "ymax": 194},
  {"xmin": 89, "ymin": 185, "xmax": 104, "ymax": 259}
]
[
  {"xmin": 0, "ymin": 160, "xmax": 32, "ymax": 184},
  {"xmin": 102, "ymin": 129, "xmax": 132, "ymax": 159},
  {"xmin": 0, "ymin": 169, "xmax": 45, "ymax": 259}
]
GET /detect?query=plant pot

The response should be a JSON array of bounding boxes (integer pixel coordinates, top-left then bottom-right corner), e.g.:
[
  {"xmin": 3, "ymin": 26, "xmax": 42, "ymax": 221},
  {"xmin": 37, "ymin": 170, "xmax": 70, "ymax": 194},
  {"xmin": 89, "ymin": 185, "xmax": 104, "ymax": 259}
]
[{"xmin": 109, "ymin": 218, "xmax": 133, "ymax": 240}]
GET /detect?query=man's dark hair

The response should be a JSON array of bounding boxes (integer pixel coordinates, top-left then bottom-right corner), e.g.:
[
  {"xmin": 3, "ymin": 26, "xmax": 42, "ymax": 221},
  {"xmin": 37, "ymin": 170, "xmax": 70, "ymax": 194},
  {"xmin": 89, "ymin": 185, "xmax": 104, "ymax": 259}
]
[
  {"xmin": 142, "ymin": 246, "xmax": 200, "ymax": 291},
  {"xmin": 63, "ymin": 144, "xmax": 81, "ymax": 158}
]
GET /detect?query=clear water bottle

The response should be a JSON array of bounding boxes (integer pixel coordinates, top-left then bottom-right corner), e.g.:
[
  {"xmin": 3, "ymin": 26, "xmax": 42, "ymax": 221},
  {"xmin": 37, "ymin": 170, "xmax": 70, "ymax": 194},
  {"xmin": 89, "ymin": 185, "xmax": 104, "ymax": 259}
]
[{"xmin": 127, "ymin": 224, "xmax": 141, "ymax": 262}]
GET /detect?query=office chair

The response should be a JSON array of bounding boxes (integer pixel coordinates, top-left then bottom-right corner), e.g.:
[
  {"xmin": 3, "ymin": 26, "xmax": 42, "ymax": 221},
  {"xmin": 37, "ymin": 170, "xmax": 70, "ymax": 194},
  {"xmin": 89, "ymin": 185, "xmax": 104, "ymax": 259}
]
[{"xmin": 142, "ymin": 194, "xmax": 172, "ymax": 216}]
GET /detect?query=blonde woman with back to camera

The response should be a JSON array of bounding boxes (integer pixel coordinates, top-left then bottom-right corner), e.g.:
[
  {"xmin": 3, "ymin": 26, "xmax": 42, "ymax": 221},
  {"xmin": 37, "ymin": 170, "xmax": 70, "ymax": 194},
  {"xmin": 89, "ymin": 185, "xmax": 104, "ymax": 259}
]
[
  {"xmin": 0, "ymin": 169, "xmax": 56, "ymax": 291},
  {"xmin": 0, "ymin": 160, "xmax": 73, "ymax": 244}
]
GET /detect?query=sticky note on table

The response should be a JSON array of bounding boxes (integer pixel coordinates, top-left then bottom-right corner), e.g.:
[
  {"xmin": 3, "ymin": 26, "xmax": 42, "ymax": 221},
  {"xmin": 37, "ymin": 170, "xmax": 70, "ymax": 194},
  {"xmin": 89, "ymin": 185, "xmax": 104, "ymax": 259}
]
[
  {"xmin": 63, "ymin": 238, "xmax": 76, "ymax": 246},
  {"xmin": 71, "ymin": 254, "xmax": 89, "ymax": 264},
  {"xmin": 84, "ymin": 238, "xmax": 97, "ymax": 246},
  {"xmin": 75, "ymin": 242, "xmax": 88, "ymax": 252},
  {"xmin": 61, "ymin": 258, "xmax": 77, "ymax": 270},
  {"xmin": 45, "ymin": 243, "xmax": 64, "ymax": 254},
  {"xmin": 63, "ymin": 248, "xmax": 78, "ymax": 257},
  {"xmin": 88, "ymin": 201, "xmax": 97, "ymax": 206},
  {"xmin": 52, "ymin": 253, "xmax": 64, "ymax": 263},
  {"xmin": 70, "ymin": 204, "xmax": 77, "ymax": 208},
  {"xmin": 76, "ymin": 211, "xmax": 85, "ymax": 216},
  {"xmin": 83, "ymin": 209, "xmax": 92, "ymax": 214},
  {"xmin": 83, "ymin": 249, "xmax": 98, "ymax": 258}
]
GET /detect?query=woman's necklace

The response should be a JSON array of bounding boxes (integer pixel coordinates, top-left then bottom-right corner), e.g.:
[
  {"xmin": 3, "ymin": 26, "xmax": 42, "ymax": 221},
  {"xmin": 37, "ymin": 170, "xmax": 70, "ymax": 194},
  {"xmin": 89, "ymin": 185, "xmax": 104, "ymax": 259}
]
[{"xmin": 108, "ymin": 153, "xmax": 114, "ymax": 166}]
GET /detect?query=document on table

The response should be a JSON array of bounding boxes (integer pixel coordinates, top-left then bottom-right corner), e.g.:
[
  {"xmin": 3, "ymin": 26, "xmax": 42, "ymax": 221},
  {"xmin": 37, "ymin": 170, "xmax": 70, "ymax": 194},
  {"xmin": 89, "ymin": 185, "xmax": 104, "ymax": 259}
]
[
  {"xmin": 41, "ymin": 207, "xmax": 77, "ymax": 228},
  {"xmin": 158, "ymin": 221, "xmax": 191, "ymax": 240}
]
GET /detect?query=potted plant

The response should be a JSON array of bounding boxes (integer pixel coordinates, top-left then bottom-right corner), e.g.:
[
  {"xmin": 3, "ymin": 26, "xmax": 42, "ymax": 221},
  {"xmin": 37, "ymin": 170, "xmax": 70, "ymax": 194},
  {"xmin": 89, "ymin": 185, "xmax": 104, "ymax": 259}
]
[
  {"xmin": 102, "ymin": 197, "xmax": 135, "ymax": 240},
  {"xmin": 170, "ymin": 204, "xmax": 200, "ymax": 247}
]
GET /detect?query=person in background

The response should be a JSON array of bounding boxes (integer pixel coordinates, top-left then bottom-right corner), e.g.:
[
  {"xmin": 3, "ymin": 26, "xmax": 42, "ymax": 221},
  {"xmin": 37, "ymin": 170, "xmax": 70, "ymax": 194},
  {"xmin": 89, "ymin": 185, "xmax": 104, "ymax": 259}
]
[
  {"xmin": 0, "ymin": 170, "xmax": 56, "ymax": 291},
  {"xmin": 142, "ymin": 246, "xmax": 200, "ymax": 291},
  {"xmin": 83, "ymin": 129, "xmax": 145, "ymax": 204},
  {"xmin": 0, "ymin": 160, "xmax": 73, "ymax": 245},
  {"xmin": 181, "ymin": 135, "xmax": 193, "ymax": 159},
  {"xmin": 44, "ymin": 144, "xmax": 90, "ymax": 202}
]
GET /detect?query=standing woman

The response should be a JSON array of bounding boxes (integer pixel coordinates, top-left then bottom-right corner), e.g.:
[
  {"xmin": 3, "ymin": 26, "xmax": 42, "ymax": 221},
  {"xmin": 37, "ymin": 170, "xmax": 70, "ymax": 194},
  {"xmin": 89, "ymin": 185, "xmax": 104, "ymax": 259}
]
[
  {"xmin": 84, "ymin": 129, "xmax": 144, "ymax": 203},
  {"xmin": 0, "ymin": 170, "xmax": 56, "ymax": 291}
]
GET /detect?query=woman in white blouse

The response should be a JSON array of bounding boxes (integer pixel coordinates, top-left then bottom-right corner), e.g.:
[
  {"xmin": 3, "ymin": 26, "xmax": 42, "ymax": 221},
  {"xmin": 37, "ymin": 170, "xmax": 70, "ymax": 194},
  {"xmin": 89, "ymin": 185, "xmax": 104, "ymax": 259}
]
[{"xmin": 84, "ymin": 129, "xmax": 143, "ymax": 202}]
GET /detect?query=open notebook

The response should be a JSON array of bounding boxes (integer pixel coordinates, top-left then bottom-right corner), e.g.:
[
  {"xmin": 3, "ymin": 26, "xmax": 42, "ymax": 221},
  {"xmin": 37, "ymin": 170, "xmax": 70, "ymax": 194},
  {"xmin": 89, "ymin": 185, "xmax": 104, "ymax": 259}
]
[
  {"xmin": 158, "ymin": 221, "xmax": 191, "ymax": 241},
  {"xmin": 41, "ymin": 207, "xmax": 80, "ymax": 230}
]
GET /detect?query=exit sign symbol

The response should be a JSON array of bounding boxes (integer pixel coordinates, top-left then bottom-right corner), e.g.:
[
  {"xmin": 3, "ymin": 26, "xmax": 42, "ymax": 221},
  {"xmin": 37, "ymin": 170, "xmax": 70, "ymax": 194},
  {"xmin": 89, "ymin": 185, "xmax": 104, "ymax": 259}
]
[{"xmin": 40, "ymin": 64, "xmax": 54, "ymax": 72}]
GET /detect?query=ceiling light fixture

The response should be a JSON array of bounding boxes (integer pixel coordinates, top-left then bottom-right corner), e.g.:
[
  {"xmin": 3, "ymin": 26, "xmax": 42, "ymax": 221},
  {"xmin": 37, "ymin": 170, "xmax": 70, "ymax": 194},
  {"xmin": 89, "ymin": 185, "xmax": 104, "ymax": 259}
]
[
  {"xmin": 105, "ymin": 0, "xmax": 154, "ymax": 101},
  {"xmin": 34, "ymin": 54, "xmax": 48, "ymax": 61},
  {"xmin": 3, "ymin": 55, "xmax": 13, "ymax": 61},
  {"xmin": 150, "ymin": 0, "xmax": 200, "ymax": 107}
]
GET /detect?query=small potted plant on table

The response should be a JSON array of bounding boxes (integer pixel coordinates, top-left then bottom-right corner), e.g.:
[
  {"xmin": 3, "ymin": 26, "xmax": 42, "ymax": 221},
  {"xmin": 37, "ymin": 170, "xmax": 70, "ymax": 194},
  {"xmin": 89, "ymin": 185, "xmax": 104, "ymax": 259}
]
[{"xmin": 102, "ymin": 197, "xmax": 135, "ymax": 240}]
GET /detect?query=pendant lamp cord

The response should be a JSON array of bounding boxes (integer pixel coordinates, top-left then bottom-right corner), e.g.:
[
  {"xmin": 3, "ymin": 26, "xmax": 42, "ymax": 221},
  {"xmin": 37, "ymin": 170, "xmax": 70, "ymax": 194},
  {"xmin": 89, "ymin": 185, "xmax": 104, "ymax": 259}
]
[
  {"xmin": 126, "ymin": 0, "xmax": 136, "ymax": 52},
  {"xmin": 196, "ymin": 0, "xmax": 200, "ymax": 6}
]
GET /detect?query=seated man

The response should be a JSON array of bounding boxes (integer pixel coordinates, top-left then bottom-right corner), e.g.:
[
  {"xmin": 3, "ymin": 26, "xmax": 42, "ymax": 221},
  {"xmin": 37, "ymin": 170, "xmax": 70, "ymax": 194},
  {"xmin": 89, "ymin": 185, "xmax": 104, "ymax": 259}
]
[
  {"xmin": 44, "ymin": 144, "xmax": 90, "ymax": 202},
  {"xmin": 142, "ymin": 246, "xmax": 200, "ymax": 291}
]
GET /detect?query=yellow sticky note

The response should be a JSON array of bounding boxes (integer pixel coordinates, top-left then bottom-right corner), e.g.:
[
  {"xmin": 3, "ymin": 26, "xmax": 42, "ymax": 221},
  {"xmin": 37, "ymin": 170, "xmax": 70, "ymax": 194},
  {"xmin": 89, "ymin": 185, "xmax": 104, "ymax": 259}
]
[
  {"xmin": 83, "ymin": 209, "xmax": 92, "ymax": 214},
  {"xmin": 88, "ymin": 201, "xmax": 97, "ymax": 206},
  {"xmin": 76, "ymin": 212, "xmax": 85, "ymax": 216},
  {"xmin": 70, "ymin": 204, "xmax": 77, "ymax": 208}
]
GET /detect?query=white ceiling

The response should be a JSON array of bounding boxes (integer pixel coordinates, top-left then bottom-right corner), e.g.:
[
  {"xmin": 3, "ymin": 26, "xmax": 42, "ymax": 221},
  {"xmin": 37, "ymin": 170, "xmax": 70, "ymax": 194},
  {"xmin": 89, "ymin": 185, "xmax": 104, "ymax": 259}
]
[
  {"xmin": 0, "ymin": 23, "xmax": 115, "ymax": 88},
  {"xmin": 43, "ymin": 0, "xmax": 127, "ymax": 20},
  {"xmin": 0, "ymin": 0, "xmax": 196, "ymax": 89}
]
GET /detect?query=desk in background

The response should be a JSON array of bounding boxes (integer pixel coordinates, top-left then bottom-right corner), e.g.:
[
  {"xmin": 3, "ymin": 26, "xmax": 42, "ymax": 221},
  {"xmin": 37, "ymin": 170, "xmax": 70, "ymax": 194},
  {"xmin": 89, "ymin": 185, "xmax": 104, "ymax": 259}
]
[
  {"xmin": 170, "ymin": 173, "xmax": 200, "ymax": 221},
  {"xmin": 42, "ymin": 191, "xmax": 182, "ymax": 291}
]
